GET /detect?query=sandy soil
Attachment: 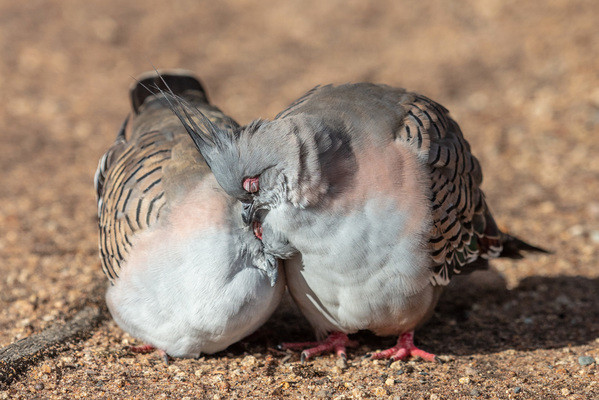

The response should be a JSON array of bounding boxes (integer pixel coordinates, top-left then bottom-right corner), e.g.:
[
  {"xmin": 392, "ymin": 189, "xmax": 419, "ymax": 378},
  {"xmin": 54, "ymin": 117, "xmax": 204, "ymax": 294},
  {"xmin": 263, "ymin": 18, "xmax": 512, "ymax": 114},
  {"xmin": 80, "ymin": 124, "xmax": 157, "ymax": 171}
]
[{"xmin": 1, "ymin": 0, "xmax": 598, "ymax": 398}]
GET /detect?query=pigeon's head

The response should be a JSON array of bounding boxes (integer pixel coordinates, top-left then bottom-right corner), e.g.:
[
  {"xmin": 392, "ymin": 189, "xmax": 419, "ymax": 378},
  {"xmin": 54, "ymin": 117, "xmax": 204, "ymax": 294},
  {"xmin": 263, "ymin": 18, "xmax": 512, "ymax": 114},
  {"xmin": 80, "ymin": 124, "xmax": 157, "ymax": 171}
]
[
  {"xmin": 198, "ymin": 118, "xmax": 295, "ymax": 208},
  {"xmin": 163, "ymin": 92, "xmax": 328, "ymax": 225}
]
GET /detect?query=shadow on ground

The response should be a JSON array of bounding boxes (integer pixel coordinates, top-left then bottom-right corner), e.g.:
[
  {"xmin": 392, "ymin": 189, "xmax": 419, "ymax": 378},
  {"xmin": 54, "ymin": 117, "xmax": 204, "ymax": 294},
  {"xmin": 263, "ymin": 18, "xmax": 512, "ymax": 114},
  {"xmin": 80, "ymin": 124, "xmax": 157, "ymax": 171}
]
[
  {"xmin": 422, "ymin": 273, "xmax": 599, "ymax": 356},
  {"xmin": 221, "ymin": 271, "xmax": 599, "ymax": 359}
]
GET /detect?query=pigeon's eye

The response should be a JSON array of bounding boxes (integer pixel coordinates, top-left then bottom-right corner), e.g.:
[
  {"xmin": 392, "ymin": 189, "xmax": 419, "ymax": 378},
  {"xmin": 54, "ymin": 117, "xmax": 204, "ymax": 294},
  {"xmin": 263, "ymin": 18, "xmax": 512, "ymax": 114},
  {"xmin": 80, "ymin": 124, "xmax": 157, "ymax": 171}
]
[{"xmin": 242, "ymin": 176, "xmax": 260, "ymax": 193}]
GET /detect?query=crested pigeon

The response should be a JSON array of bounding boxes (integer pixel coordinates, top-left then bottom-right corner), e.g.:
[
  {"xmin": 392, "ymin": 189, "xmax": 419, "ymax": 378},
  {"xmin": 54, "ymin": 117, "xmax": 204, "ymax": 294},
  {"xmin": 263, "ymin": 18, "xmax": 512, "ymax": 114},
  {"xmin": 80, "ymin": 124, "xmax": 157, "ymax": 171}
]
[
  {"xmin": 165, "ymin": 83, "xmax": 547, "ymax": 362},
  {"xmin": 94, "ymin": 70, "xmax": 284, "ymax": 359}
]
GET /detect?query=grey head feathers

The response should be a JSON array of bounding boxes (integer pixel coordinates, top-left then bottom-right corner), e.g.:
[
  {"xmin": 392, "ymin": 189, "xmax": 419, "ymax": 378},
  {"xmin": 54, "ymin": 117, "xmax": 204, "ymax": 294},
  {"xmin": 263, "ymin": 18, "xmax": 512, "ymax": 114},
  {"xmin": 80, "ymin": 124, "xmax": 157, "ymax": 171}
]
[
  {"xmin": 160, "ymin": 88, "xmax": 341, "ymax": 210},
  {"xmin": 150, "ymin": 77, "xmax": 332, "ymax": 212}
]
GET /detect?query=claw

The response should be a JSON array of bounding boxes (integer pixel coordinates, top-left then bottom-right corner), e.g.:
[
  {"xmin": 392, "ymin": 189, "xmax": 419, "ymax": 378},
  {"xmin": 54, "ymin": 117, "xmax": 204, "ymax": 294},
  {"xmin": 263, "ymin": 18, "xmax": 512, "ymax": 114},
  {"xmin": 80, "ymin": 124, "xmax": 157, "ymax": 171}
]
[
  {"xmin": 280, "ymin": 332, "xmax": 357, "ymax": 362},
  {"xmin": 370, "ymin": 331, "xmax": 436, "ymax": 363},
  {"xmin": 300, "ymin": 351, "xmax": 307, "ymax": 364},
  {"xmin": 158, "ymin": 349, "xmax": 170, "ymax": 365},
  {"xmin": 337, "ymin": 354, "xmax": 349, "ymax": 369}
]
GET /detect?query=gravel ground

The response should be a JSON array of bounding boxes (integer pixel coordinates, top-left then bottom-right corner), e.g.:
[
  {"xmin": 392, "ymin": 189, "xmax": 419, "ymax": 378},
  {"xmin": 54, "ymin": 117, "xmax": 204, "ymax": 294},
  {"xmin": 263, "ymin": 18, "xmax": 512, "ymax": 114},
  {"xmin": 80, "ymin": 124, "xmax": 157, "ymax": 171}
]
[{"xmin": 1, "ymin": 0, "xmax": 598, "ymax": 399}]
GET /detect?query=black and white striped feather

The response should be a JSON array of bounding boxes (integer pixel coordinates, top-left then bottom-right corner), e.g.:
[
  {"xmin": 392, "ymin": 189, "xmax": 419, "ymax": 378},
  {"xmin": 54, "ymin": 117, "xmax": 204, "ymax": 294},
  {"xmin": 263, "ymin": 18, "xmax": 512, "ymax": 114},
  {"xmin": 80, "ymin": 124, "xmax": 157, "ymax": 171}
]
[{"xmin": 94, "ymin": 73, "xmax": 239, "ymax": 283}]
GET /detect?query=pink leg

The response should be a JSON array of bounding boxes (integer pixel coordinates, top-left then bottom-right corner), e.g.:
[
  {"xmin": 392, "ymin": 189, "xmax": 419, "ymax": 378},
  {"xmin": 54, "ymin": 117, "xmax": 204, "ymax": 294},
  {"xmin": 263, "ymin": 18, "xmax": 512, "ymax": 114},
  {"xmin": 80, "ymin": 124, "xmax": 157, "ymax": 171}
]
[
  {"xmin": 370, "ymin": 331, "xmax": 437, "ymax": 363},
  {"xmin": 128, "ymin": 344, "xmax": 170, "ymax": 364},
  {"xmin": 280, "ymin": 331, "xmax": 358, "ymax": 362}
]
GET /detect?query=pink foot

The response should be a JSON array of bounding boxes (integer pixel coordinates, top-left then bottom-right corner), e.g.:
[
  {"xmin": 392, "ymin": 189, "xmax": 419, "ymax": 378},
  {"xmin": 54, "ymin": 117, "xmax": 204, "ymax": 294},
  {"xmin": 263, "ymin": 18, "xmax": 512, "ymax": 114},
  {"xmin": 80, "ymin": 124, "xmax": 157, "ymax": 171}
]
[
  {"xmin": 279, "ymin": 332, "xmax": 358, "ymax": 362},
  {"xmin": 370, "ymin": 331, "xmax": 437, "ymax": 363},
  {"xmin": 128, "ymin": 344, "xmax": 170, "ymax": 364}
]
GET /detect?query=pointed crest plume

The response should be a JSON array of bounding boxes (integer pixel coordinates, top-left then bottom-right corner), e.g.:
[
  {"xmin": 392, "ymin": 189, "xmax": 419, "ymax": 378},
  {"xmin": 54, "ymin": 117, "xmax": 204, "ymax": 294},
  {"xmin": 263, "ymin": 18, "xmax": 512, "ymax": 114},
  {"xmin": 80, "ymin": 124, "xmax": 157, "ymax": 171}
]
[{"xmin": 135, "ymin": 68, "xmax": 231, "ymax": 165}]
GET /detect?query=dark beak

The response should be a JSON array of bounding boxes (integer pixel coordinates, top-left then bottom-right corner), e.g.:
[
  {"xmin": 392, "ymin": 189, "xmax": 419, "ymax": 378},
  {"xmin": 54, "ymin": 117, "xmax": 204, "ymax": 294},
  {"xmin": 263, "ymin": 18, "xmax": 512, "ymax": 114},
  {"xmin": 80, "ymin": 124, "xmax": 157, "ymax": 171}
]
[
  {"xmin": 242, "ymin": 200, "xmax": 269, "ymax": 226},
  {"xmin": 242, "ymin": 201, "xmax": 256, "ymax": 225}
]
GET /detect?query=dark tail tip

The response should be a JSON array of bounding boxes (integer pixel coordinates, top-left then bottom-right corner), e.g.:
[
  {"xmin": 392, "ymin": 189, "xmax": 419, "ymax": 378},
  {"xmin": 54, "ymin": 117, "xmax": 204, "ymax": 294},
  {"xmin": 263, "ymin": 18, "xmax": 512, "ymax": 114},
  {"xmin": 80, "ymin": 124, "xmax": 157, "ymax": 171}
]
[
  {"xmin": 129, "ymin": 69, "xmax": 207, "ymax": 115},
  {"xmin": 500, "ymin": 234, "xmax": 552, "ymax": 259}
]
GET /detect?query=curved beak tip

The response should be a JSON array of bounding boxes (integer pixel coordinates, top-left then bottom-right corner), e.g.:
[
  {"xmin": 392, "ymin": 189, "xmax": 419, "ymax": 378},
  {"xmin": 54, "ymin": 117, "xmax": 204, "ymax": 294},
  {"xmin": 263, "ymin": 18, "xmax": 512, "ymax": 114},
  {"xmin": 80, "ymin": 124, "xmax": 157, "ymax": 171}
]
[{"xmin": 241, "ymin": 202, "xmax": 255, "ymax": 225}]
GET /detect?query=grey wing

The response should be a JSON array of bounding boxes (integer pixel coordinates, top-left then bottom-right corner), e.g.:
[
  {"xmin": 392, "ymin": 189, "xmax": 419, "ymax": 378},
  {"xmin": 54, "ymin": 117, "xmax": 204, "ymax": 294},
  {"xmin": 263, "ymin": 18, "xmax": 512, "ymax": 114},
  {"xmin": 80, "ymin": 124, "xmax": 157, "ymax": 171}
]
[
  {"xmin": 275, "ymin": 84, "xmax": 503, "ymax": 285},
  {"xmin": 395, "ymin": 94, "xmax": 503, "ymax": 286},
  {"xmin": 274, "ymin": 85, "xmax": 323, "ymax": 120},
  {"xmin": 95, "ymin": 118, "xmax": 172, "ymax": 283}
]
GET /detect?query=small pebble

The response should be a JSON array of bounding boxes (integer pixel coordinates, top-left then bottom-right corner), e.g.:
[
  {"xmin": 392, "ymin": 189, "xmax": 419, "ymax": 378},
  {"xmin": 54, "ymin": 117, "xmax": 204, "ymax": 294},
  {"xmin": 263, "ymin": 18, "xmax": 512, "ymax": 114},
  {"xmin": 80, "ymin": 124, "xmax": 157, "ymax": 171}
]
[
  {"xmin": 241, "ymin": 355, "xmax": 257, "ymax": 368},
  {"xmin": 568, "ymin": 225, "xmax": 584, "ymax": 236},
  {"xmin": 470, "ymin": 389, "xmax": 480, "ymax": 396},
  {"xmin": 578, "ymin": 356, "xmax": 595, "ymax": 366},
  {"xmin": 459, "ymin": 377, "xmax": 470, "ymax": 384},
  {"xmin": 60, "ymin": 356, "xmax": 74, "ymax": 364},
  {"xmin": 561, "ymin": 388, "xmax": 570, "ymax": 396},
  {"xmin": 436, "ymin": 355, "xmax": 453, "ymax": 363},
  {"xmin": 331, "ymin": 366, "xmax": 343, "ymax": 374},
  {"xmin": 315, "ymin": 389, "xmax": 330, "ymax": 399},
  {"xmin": 34, "ymin": 382, "xmax": 44, "ymax": 391},
  {"xmin": 174, "ymin": 372, "xmax": 186, "ymax": 381},
  {"xmin": 513, "ymin": 386, "xmax": 522, "ymax": 393},
  {"xmin": 389, "ymin": 361, "xmax": 403, "ymax": 370},
  {"xmin": 385, "ymin": 378, "xmax": 395, "ymax": 386}
]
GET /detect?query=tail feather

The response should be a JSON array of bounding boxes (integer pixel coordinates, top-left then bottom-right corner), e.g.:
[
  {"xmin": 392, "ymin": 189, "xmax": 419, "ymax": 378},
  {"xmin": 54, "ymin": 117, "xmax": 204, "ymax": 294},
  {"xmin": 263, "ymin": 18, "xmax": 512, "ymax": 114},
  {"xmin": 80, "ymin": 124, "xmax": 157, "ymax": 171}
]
[{"xmin": 499, "ymin": 234, "xmax": 551, "ymax": 259}]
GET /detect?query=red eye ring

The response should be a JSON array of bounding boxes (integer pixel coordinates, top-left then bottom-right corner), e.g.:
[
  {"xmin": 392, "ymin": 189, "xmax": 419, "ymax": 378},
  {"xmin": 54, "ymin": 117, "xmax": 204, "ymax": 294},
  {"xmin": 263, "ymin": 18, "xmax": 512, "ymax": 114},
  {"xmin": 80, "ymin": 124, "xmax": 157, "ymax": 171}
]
[{"xmin": 243, "ymin": 176, "xmax": 260, "ymax": 193}]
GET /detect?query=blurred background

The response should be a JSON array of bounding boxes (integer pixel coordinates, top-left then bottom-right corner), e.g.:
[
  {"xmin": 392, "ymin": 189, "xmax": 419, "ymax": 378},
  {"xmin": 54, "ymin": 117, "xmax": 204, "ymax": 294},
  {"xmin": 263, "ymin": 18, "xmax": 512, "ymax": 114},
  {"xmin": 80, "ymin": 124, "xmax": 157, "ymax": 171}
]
[{"xmin": 0, "ymin": 0, "xmax": 597, "ymax": 397}]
